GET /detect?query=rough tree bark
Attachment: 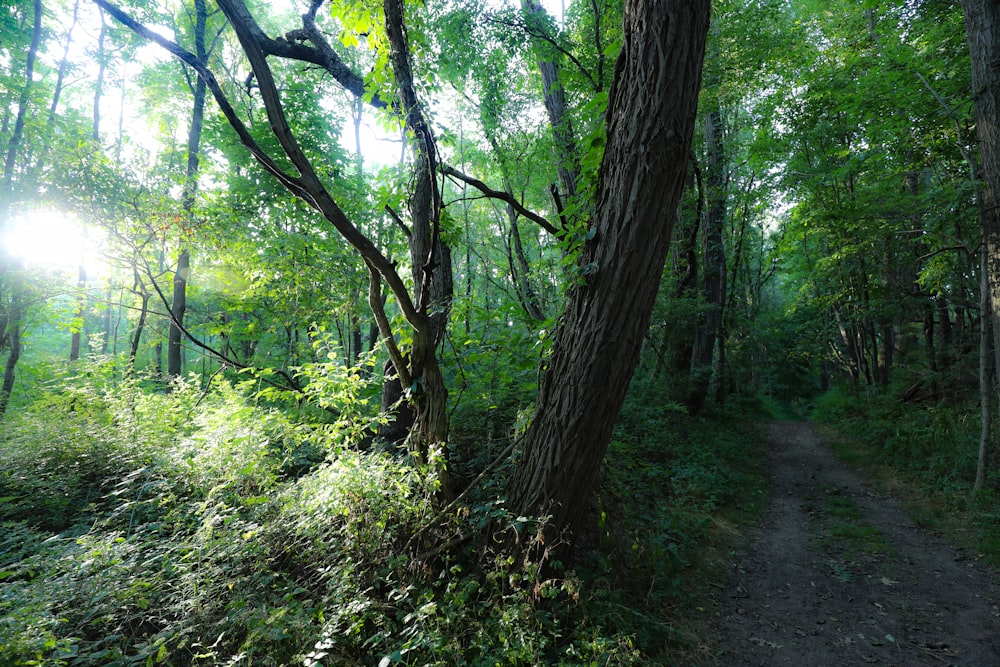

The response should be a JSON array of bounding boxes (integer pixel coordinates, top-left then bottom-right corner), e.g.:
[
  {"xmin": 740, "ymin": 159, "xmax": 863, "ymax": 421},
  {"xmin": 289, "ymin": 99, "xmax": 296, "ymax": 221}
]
[
  {"xmin": 963, "ymin": 0, "xmax": 1000, "ymax": 485},
  {"xmin": 521, "ymin": 0, "xmax": 580, "ymax": 206},
  {"xmin": 508, "ymin": 0, "xmax": 711, "ymax": 551}
]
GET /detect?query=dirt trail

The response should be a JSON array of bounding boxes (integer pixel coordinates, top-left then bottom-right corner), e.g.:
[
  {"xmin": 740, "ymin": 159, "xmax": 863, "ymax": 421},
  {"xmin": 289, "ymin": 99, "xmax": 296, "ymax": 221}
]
[{"xmin": 711, "ymin": 421, "xmax": 1000, "ymax": 666}]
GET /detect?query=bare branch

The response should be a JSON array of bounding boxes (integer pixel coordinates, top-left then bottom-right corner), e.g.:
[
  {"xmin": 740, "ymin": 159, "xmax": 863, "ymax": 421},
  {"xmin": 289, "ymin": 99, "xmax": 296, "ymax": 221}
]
[
  {"xmin": 441, "ymin": 164, "xmax": 559, "ymax": 236},
  {"xmin": 385, "ymin": 204, "xmax": 412, "ymax": 239},
  {"xmin": 487, "ymin": 12, "xmax": 599, "ymax": 92},
  {"xmin": 366, "ymin": 259, "xmax": 412, "ymax": 389}
]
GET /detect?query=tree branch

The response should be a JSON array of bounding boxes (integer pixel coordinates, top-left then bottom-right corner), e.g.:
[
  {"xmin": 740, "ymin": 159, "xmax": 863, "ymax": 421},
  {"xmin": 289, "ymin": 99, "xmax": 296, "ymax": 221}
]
[
  {"xmin": 441, "ymin": 165, "xmax": 559, "ymax": 236},
  {"xmin": 219, "ymin": 0, "xmax": 389, "ymax": 107},
  {"xmin": 99, "ymin": 0, "xmax": 428, "ymax": 337},
  {"xmin": 366, "ymin": 258, "xmax": 413, "ymax": 389},
  {"xmin": 488, "ymin": 12, "xmax": 599, "ymax": 92}
]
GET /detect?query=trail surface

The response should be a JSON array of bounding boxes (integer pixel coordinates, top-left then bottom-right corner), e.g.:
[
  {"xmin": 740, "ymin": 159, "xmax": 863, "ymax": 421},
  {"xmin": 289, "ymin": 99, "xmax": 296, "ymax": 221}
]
[{"xmin": 711, "ymin": 421, "xmax": 1000, "ymax": 666}]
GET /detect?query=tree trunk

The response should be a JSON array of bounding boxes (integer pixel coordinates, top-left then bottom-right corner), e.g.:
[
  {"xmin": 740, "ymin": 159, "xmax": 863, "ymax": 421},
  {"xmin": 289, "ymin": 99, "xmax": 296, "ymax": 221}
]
[
  {"xmin": 167, "ymin": 0, "xmax": 208, "ymax": 384},
  {"xmin": 963, "ymin": 0, "xmax": 1000, "ymax": 408},
  {"xmin": 2, "ymin": 0, "xmax": 41, "ymax": 195},
  {"xmin": 0, "ymin": 0, "xmax": 42, "ymax": 415},
  {"xmin": 130, "ymin": 291, "xmax": 149, "ymax": 367},
  {"xmin": 521, "ymin": 0, "xmax": 580, "ymax": 207},
  {"xmin": 688, "ymin": 104, "xmax": 727, "ymax": 414},
  {"xmin": 384, "ymin": 0, "xmax": 453, "ymax": 484},
  {"xmin": 69, "ymin": 263, "xmax": 87, "ymax": 361},
  {"xmin": 166, "ymin": 248, "xmax": 189, "ymax": 380},
  {"xmin": 93, "ymin": 7, "xmax": 107, "ymax": 143},
  {"xmin": 508, "ymin": 0, "xmax": 710, "ymax": 551},
  {"xmin": 976, "ymin": 244, "xmax": 993, "ymax": 491},
  {"xmin": 0, "ymin": 318, "xmax": 20, "ymax": 417},
  {"xmin": 29, "ymin": 0, "xmax": 80, "ymax": 181}
]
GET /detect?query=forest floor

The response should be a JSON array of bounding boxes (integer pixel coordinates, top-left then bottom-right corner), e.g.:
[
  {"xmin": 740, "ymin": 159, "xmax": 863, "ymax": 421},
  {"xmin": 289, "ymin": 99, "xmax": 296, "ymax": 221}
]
[{"xmin": 709, "ymin": 421, "xmax": 1000, "ymax": 666}]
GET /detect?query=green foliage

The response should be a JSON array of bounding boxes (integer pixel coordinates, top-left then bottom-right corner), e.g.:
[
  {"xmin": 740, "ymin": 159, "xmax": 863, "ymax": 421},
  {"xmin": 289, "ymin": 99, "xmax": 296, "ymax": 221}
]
[
  {"xmin": 576, "ymin": 378, "xmax": 769, "ymax": 663},
  {"xmin": 813, "ymin": 386, "xmax": 977, "ymax": 486},
  {"xmin": 0, "ymin": 366, "xmax": 646, "ymax": 666},
  {"xmin": 810, "ymin": 386, "xmax": 1000, "ymax": 568}
]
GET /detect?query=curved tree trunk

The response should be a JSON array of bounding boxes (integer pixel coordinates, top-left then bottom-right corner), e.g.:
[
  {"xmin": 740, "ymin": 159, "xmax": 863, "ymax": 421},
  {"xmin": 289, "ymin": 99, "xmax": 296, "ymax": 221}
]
[
  {"xmin": 508, "ymin": 0, "xmax": 710, "ymax": 552},
  {"xmin": 383, "ymin": 0, "xmax": 453, "ymax": 494}
]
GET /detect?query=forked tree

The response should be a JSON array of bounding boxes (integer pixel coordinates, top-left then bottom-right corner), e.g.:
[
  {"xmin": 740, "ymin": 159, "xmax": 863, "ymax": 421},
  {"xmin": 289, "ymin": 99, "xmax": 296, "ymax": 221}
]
[{"xmin": 97, "ymin": 0, "xmax": 711, "ymax": 550}]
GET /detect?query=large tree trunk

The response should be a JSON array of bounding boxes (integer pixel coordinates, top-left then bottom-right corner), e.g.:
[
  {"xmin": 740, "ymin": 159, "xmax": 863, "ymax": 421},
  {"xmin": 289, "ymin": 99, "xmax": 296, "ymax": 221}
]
[
  {"xmin": 963, "ymin": 0, "xmax": 1000, "ymax": 400},
  {"xmin": 963, "ymin": 0, "xmax": 1000, "ymax": 487},
  {"xmin": 508, "ymin": 0, "xmax": 710, "ymax": 551}
]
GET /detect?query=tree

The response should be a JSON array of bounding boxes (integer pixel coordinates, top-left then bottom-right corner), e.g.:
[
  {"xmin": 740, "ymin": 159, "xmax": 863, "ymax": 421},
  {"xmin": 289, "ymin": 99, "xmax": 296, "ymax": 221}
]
[
  {"xmin": 167, "ymin": 0, "xmax": 214, "ymax": 383},
  {"xmin": 688, "ymin": 28, "xmax": 728, "ymax": 414},
  {"xmin": 0, "ymin": 0, "xmax": 43, "ymax": 417},
  {"xmin": 508, "ymin": 0, "xmax": 711, "ymax": 548},
  {"xmin": 963, "ymin": 0, "xmax": 1000, "ymax": 485},
  {"xmin": 96, "ymin": 0, "xmax": 456, "ymax": 489}
]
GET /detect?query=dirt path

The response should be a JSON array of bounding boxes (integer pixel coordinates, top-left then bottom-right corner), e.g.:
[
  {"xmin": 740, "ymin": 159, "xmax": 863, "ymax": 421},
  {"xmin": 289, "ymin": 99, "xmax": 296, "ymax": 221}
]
[{"xmin": 710, "ymin": 421, "xmax": 1000, "ymax": 666}]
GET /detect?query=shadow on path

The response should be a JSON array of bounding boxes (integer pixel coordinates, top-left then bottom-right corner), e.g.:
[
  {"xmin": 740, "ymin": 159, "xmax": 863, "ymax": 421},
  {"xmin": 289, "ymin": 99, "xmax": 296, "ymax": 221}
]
[{"xmin": 711, "ymin": 421, "xmax": 1000, "ymax": 666}]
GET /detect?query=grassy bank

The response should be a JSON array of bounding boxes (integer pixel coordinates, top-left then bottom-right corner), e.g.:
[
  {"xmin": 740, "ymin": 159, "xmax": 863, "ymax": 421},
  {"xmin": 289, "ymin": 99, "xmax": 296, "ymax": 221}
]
[{"xmin": 812, "ymin": 386, "xmax": 1000, "ymax": 568}]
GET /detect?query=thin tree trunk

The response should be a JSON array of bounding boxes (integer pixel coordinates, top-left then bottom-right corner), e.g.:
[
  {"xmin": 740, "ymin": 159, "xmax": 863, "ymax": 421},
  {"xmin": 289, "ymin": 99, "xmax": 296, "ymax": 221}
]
[
  {"xmin": 168, "ymin": 0, "xmax": 208, "ymax": 383},
  {"xmin": 521, "ymin": 0, "xmax": 580, "ymax": 207},
  {"xmin": 3, "ymin": 0, "xmax": 41, "ymax": 195},
  {"xmin": 166, "ymin": 248, "xmax": 189, "ymax": 379},
  {"xmin": 100, "ymin": 285, "xmax": 113, "ymax": 355},
  {"xmin": 0, "ymin": 0, "xmax": 42, "ymax": 416},
  {"xmin": 70, "ymin": 264, "xmax": 87, "ymax": 361},
  {"xmin": 130, "ymin": 288, "xmax": 149, "ymax": 367},
  {"xmin": 688, "ymin": 104, "xmax": 727, "ymax": 414},
  {"xmin": 508, "ymin": 0, "xmax": 710, "ymax": 552},
  {"xmin": 93, "ymin": 7, "xmax": 107, "ymax": 143},
  {"xmin": 30, "ymin": 0, "xmax": 80, "ymax": 181},
  {"xmin": 976, "ymin": 244, "xmax": 993, "ymax": 490},
  {"xmin": 0, "ymin": 318, "xmax": 20, "ymax": 417}
]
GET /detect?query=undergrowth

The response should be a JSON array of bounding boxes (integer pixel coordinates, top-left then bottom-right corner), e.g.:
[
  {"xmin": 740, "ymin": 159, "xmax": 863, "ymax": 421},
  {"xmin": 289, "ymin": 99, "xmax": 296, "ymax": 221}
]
[
  {"xmin": 0, "ymin": 362, "xmax": 768, "ymax": 666},
  {"xmin": 578, "ymin": 382, "xmax": 769, "ymax": 665},
  {"xmin": 812, "ymin": 384, "xmax": 1000, "ymax": 568}
]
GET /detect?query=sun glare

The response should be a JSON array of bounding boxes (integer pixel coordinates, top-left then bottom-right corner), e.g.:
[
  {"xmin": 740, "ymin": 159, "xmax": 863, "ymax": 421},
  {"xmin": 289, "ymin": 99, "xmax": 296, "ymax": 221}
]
[{"xmin": 1, "ymin": 209, "xmax": 106, "ymax": 278}]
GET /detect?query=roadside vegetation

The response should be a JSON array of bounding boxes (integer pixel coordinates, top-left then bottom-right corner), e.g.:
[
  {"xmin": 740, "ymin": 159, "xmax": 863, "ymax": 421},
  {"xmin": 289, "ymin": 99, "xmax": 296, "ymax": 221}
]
[
  {"xmin": 813, "ymin": 387, "xmax": 1000, "ymax": 569},
  {"xmin": 0, "ymin": 362, "xmax": 768, "ymax": 665}
]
